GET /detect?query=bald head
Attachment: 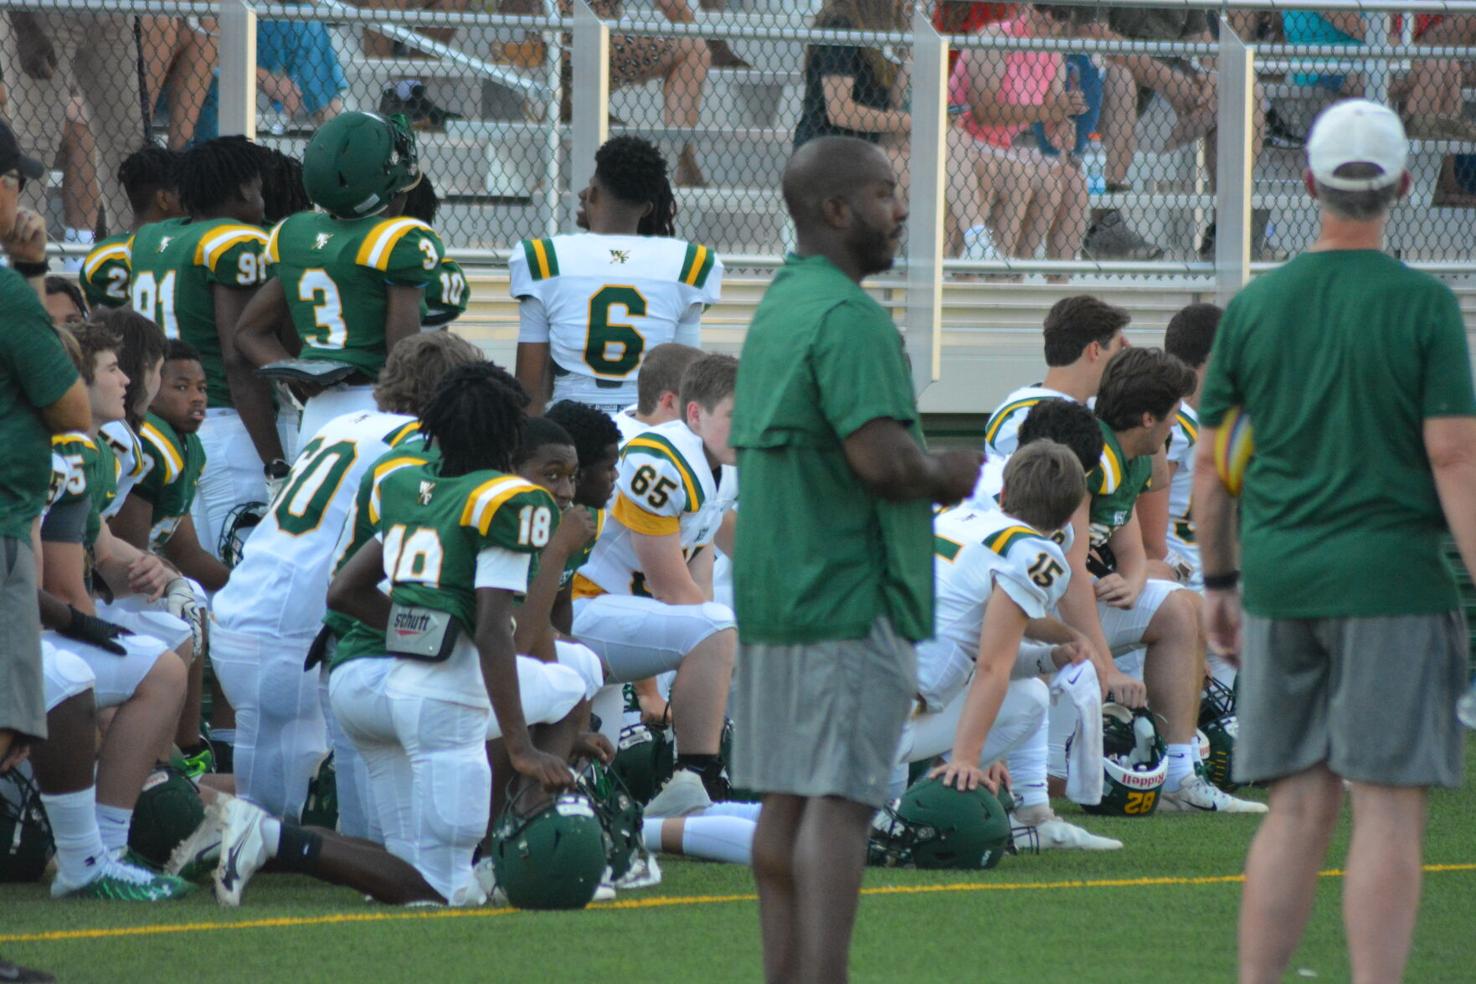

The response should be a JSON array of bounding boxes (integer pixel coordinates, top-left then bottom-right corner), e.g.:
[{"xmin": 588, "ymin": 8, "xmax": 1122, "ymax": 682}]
[{"xmin": 782, "ymin": 137, "xmax": 895, "ymax": 228}]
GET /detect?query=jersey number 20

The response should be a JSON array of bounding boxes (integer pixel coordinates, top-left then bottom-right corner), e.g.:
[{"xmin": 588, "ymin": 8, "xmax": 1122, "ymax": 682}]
[{"xmin": 584, "ymin": 286, "xmax": 647, "ymax": 377}]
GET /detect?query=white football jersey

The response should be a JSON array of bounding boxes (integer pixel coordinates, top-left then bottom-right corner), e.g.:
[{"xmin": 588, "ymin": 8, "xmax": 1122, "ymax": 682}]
[
  {"xmin": 98, "ymin": 421, "xmax": 146, "ymax": 519},
  {"xmin": 914, "ymin": 506, "xmax": 1071, "ymax": 708},
  {"xmin": 509, "ymin": 233, "xmax": 722, "ymax": 410},
  {"xmin": 1165, "ymin": 403, "xmax": 1199, "ymax": 524},
  {"xmin": 984, "ymin": 384, "xmax": 1074, "ymax": 457},
  {"xmin": 212, "ymin": 410, "xmax": 420, "ymax": 639},
  {"xmin": 613, "ymin": 404, "xmax": 650, "ymax": 447},
  {"xmin": 572, "ymin": 418, "xmax": 733, "ymax": 599}
]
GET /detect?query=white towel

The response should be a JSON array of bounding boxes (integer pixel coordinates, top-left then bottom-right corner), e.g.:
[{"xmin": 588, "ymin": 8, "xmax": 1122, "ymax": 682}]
[{"xmin": 1050, "ymin": 662, "xmax": 1103, "ymax": 805}]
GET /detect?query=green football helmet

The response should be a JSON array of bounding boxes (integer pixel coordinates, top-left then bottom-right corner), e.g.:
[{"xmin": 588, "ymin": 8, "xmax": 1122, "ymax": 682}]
[
  {"xmin": 0, "ymin": 770, "xmax": 54, "ymax": 883},
  {"xmin": 301, "ymin": 753, "xmax": 339, "ymax": 829},
  {"xmin": 490, "ymin": 788, "xmax": 608, "ymax": 910},
  {"xmin": 867, "ymin": 777, "xmax": 1012, "ymax": 870},
  {"xmin": 127, "ymin": 764, "xmax": 205, "ymax": 868},
  {"xmin": 1198, "ymin": 678, "xmax": 1240, "ymax": 792},
  {"xmin": 1082, "ymin": 702, "xmax": 1168, "ymax": 817},
  {"xmin": 578, "ymin": 759, "xmax": 643, "ymax": 881},
  {"xmin": 610, "ymin": 722, "xmax": 675, "ymax": 806},
  {"xmin": 303, "ymin": 111, "xmax": 421, "ymax": 219}
]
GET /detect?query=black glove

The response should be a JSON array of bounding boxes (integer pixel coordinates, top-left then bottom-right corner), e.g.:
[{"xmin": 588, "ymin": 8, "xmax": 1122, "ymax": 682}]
[
  {"xmin": 62, "ymin": 605, "xmax": 133, "ymax": 655},
  {"xmin": 304, "ymin": 624, "xmax": 335, "ymax": 670}
]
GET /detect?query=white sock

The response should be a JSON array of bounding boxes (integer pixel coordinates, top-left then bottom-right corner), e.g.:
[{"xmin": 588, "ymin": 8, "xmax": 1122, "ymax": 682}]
[
  {"xmin": 640, "ymin": 816, "xmax": 754, "ymax": 865},
  {"xmin": 1165, "ymin": 743, "xmax": 1196, "ymax": 791},
  {"xmin": 1007, "ymin": 722, "xmax": 1051, "ymax": 811},
  {"xmin": 209, "ymin": 728, "xmax": 236, "ymax": 747},
  {"xmin": 42, "ymin": 788, "xmax": 108, "ymax": 885},
  {"xmin": 95, "ymin": 803, "xmax": 132, "ymax": 854},
  {"xmin": 261, "ymin": 816, "xmax": 283, "ymax": 855},
  {"xmin": 698, "ymin": 801, "xmax": 763, "ymax": 822}
]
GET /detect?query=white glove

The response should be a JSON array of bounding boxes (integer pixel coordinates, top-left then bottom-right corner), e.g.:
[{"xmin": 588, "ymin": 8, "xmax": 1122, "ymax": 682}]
[{"xmin": 166, "ymin": 577, "xmax": 205, "ymax": 660}]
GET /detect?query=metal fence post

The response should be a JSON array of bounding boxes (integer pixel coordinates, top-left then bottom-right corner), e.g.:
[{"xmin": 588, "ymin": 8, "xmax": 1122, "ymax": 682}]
[
  {"xmin": 541, "ymin": 0, "xmax": 565, "ymax": 238},
  {"xmin": 906, "ymin": 9, "xmax": 946, "ymax": 395},
  {"xmin": 218, "ymin": 0, "xmax": 258, "ymax": 139},
  {"xmin": 1215, "ymin": 25, "xmax": 1253, "ymax": 305},
  {"xmin": 570, "ymin": 0, "xmax": 610, "ymax": 228}
]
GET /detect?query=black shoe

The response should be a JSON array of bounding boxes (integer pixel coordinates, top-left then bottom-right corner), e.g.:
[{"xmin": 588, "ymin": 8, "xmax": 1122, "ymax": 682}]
[
  {"xmin": 0, "ymin": 956, "xmax": 54, "ymax": 983},
  {"xmin": 1265, "ymin": 105, "xmax": 1305, "ymax": 150},
  {"xmin": 380, "ymin": 82, "xmax": 463, "ymax": 131}
]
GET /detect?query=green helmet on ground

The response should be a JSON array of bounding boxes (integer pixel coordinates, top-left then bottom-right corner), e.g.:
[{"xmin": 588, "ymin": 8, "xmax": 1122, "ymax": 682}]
[
  {"xmin": 579, "ymin": 759, "xmax": 643, "ymax": 881},
  {"xmin": 301, "ymin": 753, "xmax": 339, "ymax": 829},
  {"xmin": 491, "ymin": 789, "xmax": 608, "ymax": 910},
  {"xmin": 127, "ymin": 765, "xmax": 205, "ymax": 868},
  {"xmin": 0, "ymin": 771, "xmax": 54, "ymax": 883},
  {"xmin": 869, "ymin": 776, "xmax": 1012, "ymax": 870},
  {"xmin": 1198, "ymin": 678, "xmax": 1240, "ymax": 792},
  {"xmin": 303, "ymin": 111, "xmax": 421, "ymax": 219},
  {"xmin": 610, "ymin": 723, "xmax": 675, "ymax": 806},
  {"xmin": 1082, "ymin": 702, "xmax": 1168, "ymax": 817}
]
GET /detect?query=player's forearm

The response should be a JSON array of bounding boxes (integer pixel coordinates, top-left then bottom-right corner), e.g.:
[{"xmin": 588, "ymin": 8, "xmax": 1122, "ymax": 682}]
[
  {"xmin": 1433, "ymin": 458, "xmax": 1476, "ymax": 584},
  {"xmin": 1023, "ymin": 615, "xmax": 1079, "ymax": 646},
  {"xmin": 950, "ymin": 648, "xmax": 1011, "ymax": 768},
  {"xmin": 327, "ymin": 542, "xmax": 390, "ymax": 629},
  {"xmin": 512, "ymin": 556, "xmax": 570, "ymax": 658},
  {"xmin": 514, "ymin": 343, "xmax": 551, "ymax": 416},
  {"xmin": 478, "ymin": 625, "xmax": 535, "ymax": 757},
  {"xmin": 1059, "ymin": 571, "xmax": 1113, "ymax": 669},
  {"xmin": 227, "ymin": 366, "xmax": 285, "ymax": 466},
  {"xmin": 39, "ymin": 543, "xmax": 93, "ymax": 614}
]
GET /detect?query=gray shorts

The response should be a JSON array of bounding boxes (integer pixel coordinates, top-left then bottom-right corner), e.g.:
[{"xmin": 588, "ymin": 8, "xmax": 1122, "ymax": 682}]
[
  {"xmin": 731, "ymin": 618, "xmax": 917, "ymax": 809},
  {"xmin": 1237, "ymin": 612, "xmax": 1468, "ymax": 788},
  {"xmin": 0, "ymin": 537, "xmax": 46, "ymax": 739}
]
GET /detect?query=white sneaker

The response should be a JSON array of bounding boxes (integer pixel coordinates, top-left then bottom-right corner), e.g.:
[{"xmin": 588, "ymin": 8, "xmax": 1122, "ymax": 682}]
[
  {"xmin": 167, "ymin": 803, "xmax": 227, "ymax": 883},
  {"xmin": 615, "ymin": 851, "xmax": 662, "ymax": 890},
  {"xmin": 1161, "ymin": 774, "xmax": 1268, "ymax": 814},
  {"xmin": 643, "ymin": 769, "xmax": 711, "ymax": 819},
  {"xmin": 213, "ymin": 798, "xmax": 273, "ymax": 906},
  {"xmin": 593, "ymin": 866, "xmax": 617, "ymax": 902},
  {"xmin": 1011, "ymin": 806, "xmax": 1123, "ymax": 851}
]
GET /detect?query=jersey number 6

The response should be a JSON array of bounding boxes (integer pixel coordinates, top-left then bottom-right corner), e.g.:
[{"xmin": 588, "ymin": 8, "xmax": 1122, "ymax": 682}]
[{"xmin": 584, "ymin": 285, "xmax": 647, "ymax": 377}]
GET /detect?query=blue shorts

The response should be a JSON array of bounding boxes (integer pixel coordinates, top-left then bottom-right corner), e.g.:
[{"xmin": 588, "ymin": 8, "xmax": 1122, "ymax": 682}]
[
  {"xmin": 1031, "ymin": 54, "xmax": 1104, "ymax": 157},
  {"xmin": 191, "ymin": 21, "xmax": 347, "ymax": 141}
]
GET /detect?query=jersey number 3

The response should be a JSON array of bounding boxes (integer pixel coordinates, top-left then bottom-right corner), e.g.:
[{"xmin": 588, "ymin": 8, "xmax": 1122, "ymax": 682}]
[{"xmin": 584, "ymin": 285, "xmax": 647, "ymax": 377}]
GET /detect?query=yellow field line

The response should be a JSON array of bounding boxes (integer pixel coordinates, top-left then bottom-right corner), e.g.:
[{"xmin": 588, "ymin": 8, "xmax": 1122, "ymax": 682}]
[{"xmin": 4, "ymin": 864, "xmax": 1473, "ymax": 946}]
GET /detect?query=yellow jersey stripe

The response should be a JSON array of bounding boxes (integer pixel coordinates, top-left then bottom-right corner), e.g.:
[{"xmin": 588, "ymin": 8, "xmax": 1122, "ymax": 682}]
[
  {"xmin": 683, "ymin": 245, "xmax": 709, "ymax": 287},
  {"xmin": 266, "ymin": 219, "xmax": 287, "ymax": 264},
  {"xmin": 983, "ymin": 524, "xmax": 1043, "ymax": 557},
  {"xmin": 51, "ymin": 432, "xmax": 97, "ymax": 451},
  {"xmin": 83, "ymin": 243, "xmax": 130, "ymax": 279},
  {"xmin": 1176, "ymin": 411, "xmax": 1200, "ymax": 444},
  {"xmin": 531, "ymin": 238, "xmax": 553, "ymax": 280},
  {"xmin": 196, "ymin": 225, "xmax": 268, "ymax": 270},
  {"xmin": 356, "ymin": 217, "xmax": 431, "ymax": 271},
  {"xmin": 386, "ymin": 421, "xmax": 421, "ymax": 447},
  {"xmin": 985, "ymin": 397, "xmax": 1044, "ymax": 445},
  {"xmin": 139, "ymin": 423, "xmax": 183, "ymax": 482},
  {"xmin": 570, "ymin": 572, "xmax": 605, "ymax": 600},
  {"xmin": 1095, "ymin": 445, "xmax": 1123, "ymax": 495},
  {"xmin": 466, "ymin": 478, "xmax": 539, "ymax": 535},
  {"xmin": 623, "ymin": 436, "xmax": 701, "ymax": 512},
  {"xmin": 366, "ymin": 456, "xmax": 425, "ymax": 524},
  {"xmin": 612, "ymin": 492, "xmax": 681, "ymax": 536}
]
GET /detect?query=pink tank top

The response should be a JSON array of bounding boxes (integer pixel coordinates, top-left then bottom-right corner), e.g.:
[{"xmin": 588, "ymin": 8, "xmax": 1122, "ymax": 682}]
[{"xmin": 950, "ymin": 16, "xmax": 1059, "ymax": 148}]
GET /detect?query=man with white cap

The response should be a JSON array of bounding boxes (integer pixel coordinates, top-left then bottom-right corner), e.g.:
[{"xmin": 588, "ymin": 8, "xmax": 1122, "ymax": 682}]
[{"xmin": 1193, "ymin": 99, "xmax": 1476, "ymax": 984}]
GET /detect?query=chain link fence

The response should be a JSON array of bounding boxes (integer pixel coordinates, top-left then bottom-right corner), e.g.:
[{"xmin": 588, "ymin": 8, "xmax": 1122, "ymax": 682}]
[{"xmin": 5, "ymin": 0, "xmax": 1476, "ymax": 277}]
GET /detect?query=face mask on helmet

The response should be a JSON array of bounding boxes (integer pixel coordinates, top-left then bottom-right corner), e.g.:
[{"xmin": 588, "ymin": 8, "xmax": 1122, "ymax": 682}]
[
  {"xmin": 219, "ymin": 500, "xmax": 267, "ymax": 570},
  {"xmin": 1198, "ymin": 679, "xmax": 1239, "ymax": 792},
  {"xmin": 578, "ymin": 759, "xmax": 644, "ymax": 882},
  {"xmin": 867, "ymin": 777, "xmax": 1013, "ymax": 870},
  {"xmin": 1082, "ymin": 703, "xmax": 1167, "ymax": 817},
  {"xmin": 0, "ymin": 769, "xmax": 54, "ymax": 883},
  {"xmin": 610, "ymin": 722, "xmax": 675, "ymax": 806},
  {"xmin": 491, "ymin": 786, "xmax": 608, "ymax": 910}
]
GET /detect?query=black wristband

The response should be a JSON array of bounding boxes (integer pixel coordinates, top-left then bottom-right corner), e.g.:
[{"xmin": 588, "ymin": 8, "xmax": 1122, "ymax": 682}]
[
  {"xmin": 12, "ymin": 259, "xmax": 49, "ymax": 278},
  {"xmin": 1203, "ymin": 570, "xmax": 1241, "ymax": 591}
]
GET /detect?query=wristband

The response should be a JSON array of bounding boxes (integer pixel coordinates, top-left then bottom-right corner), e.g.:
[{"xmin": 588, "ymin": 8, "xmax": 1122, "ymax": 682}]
[
  {"xmin": 1203, "ymin": 570, "xmax": 1240, "ymax": 591},
  {"xmin": 11, "ymin": 259, "xmax": 49, "ymax": 278}
]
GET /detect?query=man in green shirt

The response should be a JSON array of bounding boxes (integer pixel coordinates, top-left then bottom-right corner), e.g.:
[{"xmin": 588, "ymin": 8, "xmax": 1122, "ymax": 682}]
[
  {"xmin": 729, "ymin": 136, "xmax": 981, "ymax": 983},
  {"xmin": 1195, "ymin": 100, "xmax": 1476, "ymax": 984}
]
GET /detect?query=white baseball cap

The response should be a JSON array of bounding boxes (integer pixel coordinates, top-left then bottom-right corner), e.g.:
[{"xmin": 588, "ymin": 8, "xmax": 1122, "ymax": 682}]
[{"xmin": 1307, "ymin": 99, "xmax": 1408, "ymax": 190}]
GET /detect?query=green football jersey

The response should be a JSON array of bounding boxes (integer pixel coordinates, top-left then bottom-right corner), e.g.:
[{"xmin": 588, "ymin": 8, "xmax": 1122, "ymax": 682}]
[
  {"xmin": 80, "ymin": 233, "xmax": 131, "ymax": 309},
  {"xmin": 50, "ymin": 431, "xmax": 116, "ymax": 547},
  {"xmin": 137, "ymin": 412, "xmax": 206, "ymax": 551},
  {"xmin": 266, "ymin": 212, "xmax": 445, "ymax": 377},
  {"xmin": 129, "ymin": 217, "xmax": 269, "ymax": 408},
  {"xmin": 423, "ymin": 256, "xmax": 469, "ymax": 328},
  {"xmin": 1086, "ymin": 420, "xmax": 1153, "ymax": 550}
]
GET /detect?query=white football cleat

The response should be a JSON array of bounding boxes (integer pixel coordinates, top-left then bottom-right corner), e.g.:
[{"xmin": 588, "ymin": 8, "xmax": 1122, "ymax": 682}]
[
  {"xmin": 213, "ymin": 798, "xmax": 273, "ymax": 906},
  {"xmin": 1011, "ymin": 806, "xmax": 1123, "ymax": 851},
  {"xmin": 1160, "ymin": 774, "xmax": 1268, "ymax": 814},
  {"xmin": 615, "ymin": 851, "xmax": 663, "ymax": 890},
  {"xmin": 643, "ymin": 769, "xmax": 711, "ymax": 819}
]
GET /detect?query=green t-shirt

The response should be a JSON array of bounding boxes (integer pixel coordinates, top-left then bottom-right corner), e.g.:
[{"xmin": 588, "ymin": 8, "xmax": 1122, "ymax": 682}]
[
  {"xmin": 80, "ymin": 232, "xmax": 131, "ymax": 309},
  {"xmin": 266, "ymin": 211, "xmax": 444, "ymax": 378},
  {"xmin": 129, "ymin": 217, "xmax": 269, "ymax": 408},
  {"xmin": 1200, "ymin": 249, "xmax": 1476, "ymax": 617},
  {"xmin": 0, "ymin": 270, "xmax": 80, "ymax": 540},
  {"xmin": 1087, "ymin": 420, "xmax": 1154, "ymax": 549},
  {"xmin": 137, "ymin": 412, "xmax": 207, "ymax": 551},
  {"xmin": 730, "ymin": 253, "xmax": 933, "ymax": 643}
]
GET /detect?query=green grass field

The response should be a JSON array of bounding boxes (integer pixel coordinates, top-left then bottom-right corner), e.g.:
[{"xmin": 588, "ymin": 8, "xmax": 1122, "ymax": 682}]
[{"xmin": 5, "ymin": 738, "xmax": 1476, "ymax": 984}]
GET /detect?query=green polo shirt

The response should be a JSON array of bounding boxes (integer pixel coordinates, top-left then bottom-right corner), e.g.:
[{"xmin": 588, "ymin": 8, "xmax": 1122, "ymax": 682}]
[
  {"xmin": 0, "ymin": 269, "xmax": 80, "ymax": 540},
  {"xmin": 1200, "ymin": 249, "xmax": 1476, "ymax": 618},
  {"xmin": 731, "ymin": 253, "xmax": 933, "ymax": 643}
]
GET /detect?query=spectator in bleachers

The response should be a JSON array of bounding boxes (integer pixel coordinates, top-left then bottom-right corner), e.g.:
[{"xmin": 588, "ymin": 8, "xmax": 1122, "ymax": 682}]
[
  {"xmin": 1282, "ymin": 11, "xmax": 1476, "ymax": 141},
  {"xmin": 195, "ymin": 21, "xmax": 348, "ymax": 141},
  {"xmin": 494, "ymin": 0, "xmax": 713, "ymax": 186},
  {"xmin": 139, "ymin": 17, "xmax": 215, "ymax": 149},
  {"xmin": 953, "ymin": 4, "xmax": 1091, "ymax": 267},
  {"xmin": 2, "ymin": 13, "xmax": 146, "ymax": 243}
]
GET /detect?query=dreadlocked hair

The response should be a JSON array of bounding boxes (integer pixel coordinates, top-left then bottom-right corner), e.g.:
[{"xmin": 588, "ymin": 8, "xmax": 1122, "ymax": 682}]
[
  {"xmin": 543, "ymin": 401, "xmax": 621, "ymax": 471},
  {"xmin": 595, "ymin": 136, "xmax": 677, "ymax": 237},
  {"xmin": 89, "ymin": 307, "xmax": 167, "ymax": 426},
  {"xmin": 401, "ymin": 173, "xmax": 440, "ymax": 225},
  {"xmin": 176, "ymin": 136, "xmax": 261, "ymax": 217},
  {"xmin": 254, "ymin": 144, "xmax": 309, "ymax": 224},
  {"xmin": 118, "ymin": 144, "xmax": 180, "ymax": 217},
  {"xmin": 419, "ymin": 362, "xmax": 528, "ymax": 477}
]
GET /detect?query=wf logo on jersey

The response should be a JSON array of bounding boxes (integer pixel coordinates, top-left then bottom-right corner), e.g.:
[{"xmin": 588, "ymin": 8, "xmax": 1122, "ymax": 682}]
[
  {"xmin": 609, "ymin": 249, "xmax": 630, "ymax": 264},
  {"xmin": 313, "ymin": 233, "xmax": 334, "ymax": 250},
  {"xmin": 157, "ymin": 236, "xmax": 173, "ymax": 252},
  {"xmin": 417, "ymin": 480, "xmax": 435, "ymax": 505}
]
